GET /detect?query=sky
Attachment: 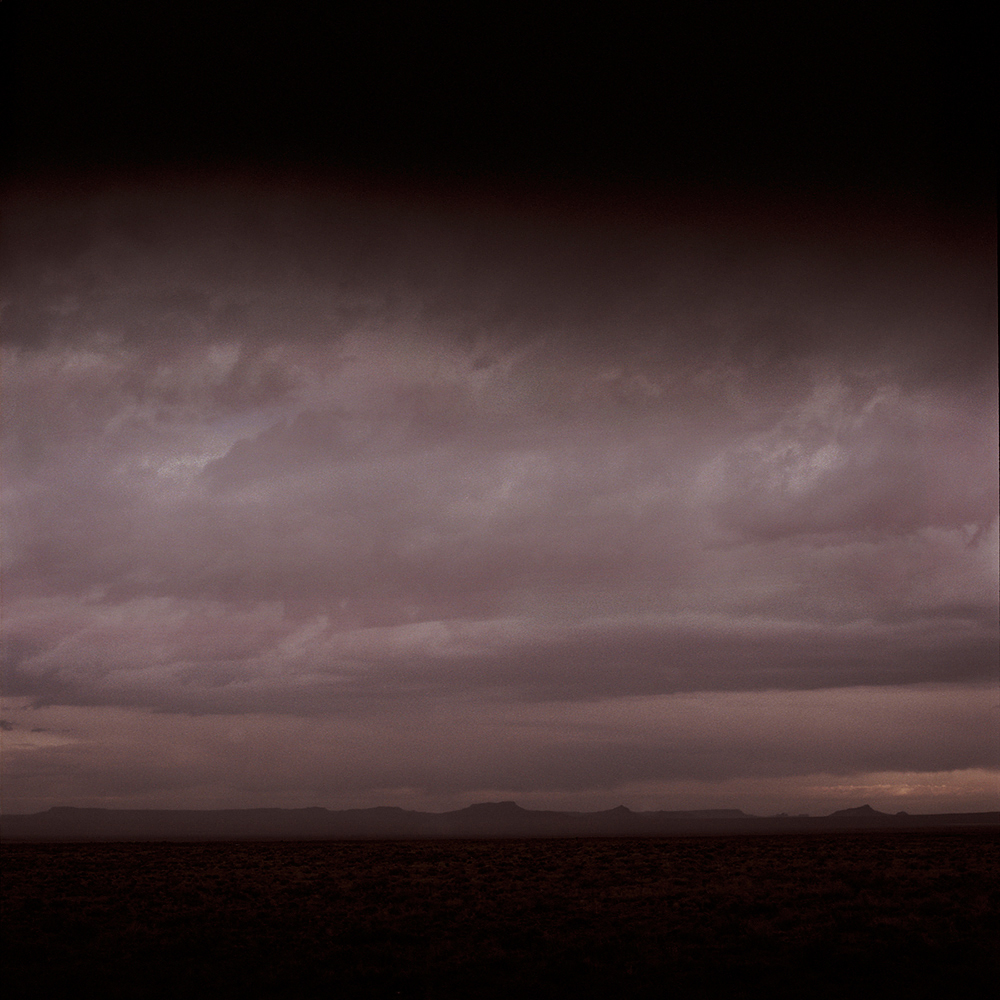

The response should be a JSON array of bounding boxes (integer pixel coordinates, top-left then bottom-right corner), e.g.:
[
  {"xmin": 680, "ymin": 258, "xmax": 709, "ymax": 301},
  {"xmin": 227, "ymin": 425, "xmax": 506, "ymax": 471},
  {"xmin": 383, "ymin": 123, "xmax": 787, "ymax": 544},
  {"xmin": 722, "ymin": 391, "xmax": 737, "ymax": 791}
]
[{"xmin": 2, "ymin": 7, "xmax": 997, "ymax": 816}]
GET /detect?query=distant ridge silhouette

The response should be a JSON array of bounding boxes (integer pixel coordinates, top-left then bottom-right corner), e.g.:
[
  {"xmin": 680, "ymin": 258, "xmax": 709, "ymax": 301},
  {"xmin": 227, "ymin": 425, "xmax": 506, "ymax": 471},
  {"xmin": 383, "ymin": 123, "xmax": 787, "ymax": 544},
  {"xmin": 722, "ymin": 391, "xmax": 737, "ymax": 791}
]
[{"xmin": 2, "ymin": 803, "xmax": 997, "ymax": 841}]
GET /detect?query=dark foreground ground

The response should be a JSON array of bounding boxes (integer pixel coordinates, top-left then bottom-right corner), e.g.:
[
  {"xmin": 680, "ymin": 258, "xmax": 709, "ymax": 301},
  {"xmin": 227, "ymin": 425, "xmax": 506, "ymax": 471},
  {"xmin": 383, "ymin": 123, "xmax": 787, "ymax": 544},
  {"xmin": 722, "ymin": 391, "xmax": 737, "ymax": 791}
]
[{"xmin": 3, "ymin": 832, "xmax": 997, "ymax": 999}]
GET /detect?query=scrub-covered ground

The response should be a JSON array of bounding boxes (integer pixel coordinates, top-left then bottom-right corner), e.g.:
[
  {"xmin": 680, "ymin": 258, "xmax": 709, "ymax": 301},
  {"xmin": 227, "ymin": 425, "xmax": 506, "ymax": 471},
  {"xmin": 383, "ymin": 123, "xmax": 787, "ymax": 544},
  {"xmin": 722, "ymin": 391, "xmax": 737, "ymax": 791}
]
[{"xmin": 3, "ymin": 832, "xmax": 996, "ymax": 999}]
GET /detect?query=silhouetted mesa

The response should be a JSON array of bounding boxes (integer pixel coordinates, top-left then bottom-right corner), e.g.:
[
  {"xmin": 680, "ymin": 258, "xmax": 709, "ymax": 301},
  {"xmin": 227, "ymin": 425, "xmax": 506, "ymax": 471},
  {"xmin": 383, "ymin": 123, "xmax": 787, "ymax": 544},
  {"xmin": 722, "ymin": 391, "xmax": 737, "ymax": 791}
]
[{"xmin": 2, "ymin": 803, "xmax": 996, "ymax": 841}]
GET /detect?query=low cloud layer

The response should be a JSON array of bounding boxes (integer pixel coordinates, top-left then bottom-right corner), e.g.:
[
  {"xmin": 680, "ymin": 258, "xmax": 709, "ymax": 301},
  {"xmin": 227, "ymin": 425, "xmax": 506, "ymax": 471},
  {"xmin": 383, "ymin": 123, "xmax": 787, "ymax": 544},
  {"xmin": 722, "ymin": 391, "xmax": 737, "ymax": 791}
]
[{"xmin": 2, "ymin": 180, "xmax": 997, "ymax": 814}]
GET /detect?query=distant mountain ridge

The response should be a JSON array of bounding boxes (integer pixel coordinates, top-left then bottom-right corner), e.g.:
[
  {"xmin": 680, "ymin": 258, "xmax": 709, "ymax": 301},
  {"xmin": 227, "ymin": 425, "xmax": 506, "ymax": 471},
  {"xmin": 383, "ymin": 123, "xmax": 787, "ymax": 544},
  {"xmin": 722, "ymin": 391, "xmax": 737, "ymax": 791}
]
[
  {"xmin": 830, "ymin": 804, "xmax": 885, "ymax": 816},
  {"xmin": 3, "ymin": 802, "xmax": 997, "ymax": 841}
]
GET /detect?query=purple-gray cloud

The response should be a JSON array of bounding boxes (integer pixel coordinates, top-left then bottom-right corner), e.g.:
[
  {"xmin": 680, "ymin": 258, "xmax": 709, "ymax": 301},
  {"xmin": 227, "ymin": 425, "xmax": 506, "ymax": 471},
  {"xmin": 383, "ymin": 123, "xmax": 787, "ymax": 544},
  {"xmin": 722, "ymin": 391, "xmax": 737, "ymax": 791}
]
[{"xmin": 2, "ymin": 179, "xmax": 997, "ymax": 815}]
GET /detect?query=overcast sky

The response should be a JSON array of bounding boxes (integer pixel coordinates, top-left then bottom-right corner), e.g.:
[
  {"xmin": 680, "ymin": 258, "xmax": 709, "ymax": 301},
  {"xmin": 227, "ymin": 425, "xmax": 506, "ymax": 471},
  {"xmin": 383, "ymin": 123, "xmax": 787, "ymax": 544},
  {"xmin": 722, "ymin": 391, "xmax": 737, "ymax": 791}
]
[{"xmin": 2, "ymin": 7, "xmax": 996, "ymax": 815}]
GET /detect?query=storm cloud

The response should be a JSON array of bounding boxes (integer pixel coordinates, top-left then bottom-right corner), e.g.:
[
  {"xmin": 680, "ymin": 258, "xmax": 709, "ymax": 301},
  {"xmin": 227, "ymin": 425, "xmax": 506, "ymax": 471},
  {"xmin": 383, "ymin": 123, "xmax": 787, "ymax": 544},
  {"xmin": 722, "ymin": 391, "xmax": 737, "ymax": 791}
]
[{"xmin": 1, "ymin": 178, "xmax": 996, "ymax": 816}]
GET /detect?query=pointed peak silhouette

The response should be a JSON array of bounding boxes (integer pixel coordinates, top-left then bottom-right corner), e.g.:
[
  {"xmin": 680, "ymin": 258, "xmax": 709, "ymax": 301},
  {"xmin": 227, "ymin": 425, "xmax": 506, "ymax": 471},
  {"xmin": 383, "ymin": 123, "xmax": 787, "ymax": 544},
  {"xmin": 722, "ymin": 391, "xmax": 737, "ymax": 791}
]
[{"xmin": 830, "ymin": 804, "xmax": 884, "ymax": 816}]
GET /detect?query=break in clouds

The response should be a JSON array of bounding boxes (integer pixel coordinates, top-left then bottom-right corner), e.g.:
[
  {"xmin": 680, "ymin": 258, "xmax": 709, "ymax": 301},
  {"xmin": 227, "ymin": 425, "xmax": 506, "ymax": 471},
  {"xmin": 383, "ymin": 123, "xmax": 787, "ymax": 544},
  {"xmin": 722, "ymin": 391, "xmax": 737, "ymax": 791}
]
[{"xmin": 1, "ymin": 179, "xmax": 997, "ymax": 815}]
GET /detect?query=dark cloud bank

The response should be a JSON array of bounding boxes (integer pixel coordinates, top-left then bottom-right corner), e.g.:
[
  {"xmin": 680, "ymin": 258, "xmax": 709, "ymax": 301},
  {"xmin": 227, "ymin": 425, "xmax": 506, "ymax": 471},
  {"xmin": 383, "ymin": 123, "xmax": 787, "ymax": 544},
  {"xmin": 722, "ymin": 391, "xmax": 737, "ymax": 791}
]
[{"xmin": 2, "ymin": 7, "xmax": 996, "ymax": 817}]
